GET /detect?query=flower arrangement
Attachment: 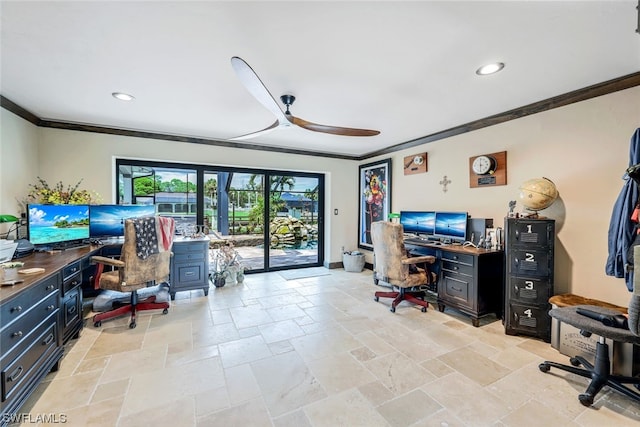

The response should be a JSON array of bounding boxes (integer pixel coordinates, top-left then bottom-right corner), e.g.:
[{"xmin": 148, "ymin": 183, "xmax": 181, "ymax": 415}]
[
  {"xmin": 210, "ymin": 241, "xmax": 245, "ymax": 286},
  {"xmin": 27, "ymin": 177, "xmax": 101, "ymax": 205}
]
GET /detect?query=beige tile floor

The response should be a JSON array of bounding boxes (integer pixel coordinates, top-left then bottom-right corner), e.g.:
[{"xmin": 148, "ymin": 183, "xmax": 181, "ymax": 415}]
[{"xmin": 15, "ymin": 268, "xmax": 640, "ymax": 426}]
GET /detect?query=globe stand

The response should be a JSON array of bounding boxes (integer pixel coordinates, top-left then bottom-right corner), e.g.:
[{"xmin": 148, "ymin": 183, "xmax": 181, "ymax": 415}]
[{"xmin": 521, "ymin": 210, "xmax": 548, "ymax": 219}]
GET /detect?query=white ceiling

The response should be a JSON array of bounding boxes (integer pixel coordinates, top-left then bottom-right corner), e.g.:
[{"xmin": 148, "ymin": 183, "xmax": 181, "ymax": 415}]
[{"xmin": 1, "ymin": 1, "xmax": 639, "ymax": 158}]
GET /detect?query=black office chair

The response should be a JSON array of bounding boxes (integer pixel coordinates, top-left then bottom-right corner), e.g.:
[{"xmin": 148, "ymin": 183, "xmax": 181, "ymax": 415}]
[{"xmin": 538, "ymin": 249, "xmax": 640, "ymax": 406}]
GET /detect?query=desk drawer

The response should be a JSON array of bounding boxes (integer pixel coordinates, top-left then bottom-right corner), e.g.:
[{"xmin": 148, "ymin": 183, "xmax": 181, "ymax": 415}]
[
  {"xmin": 1, "ymin": 292, "xmax": 58, "ymax": 352},
  {"xmin": 440, "ymin": 273, "xmax": 472, "ymax": 309},
  {"xmin": 62, "ymin": 271, "xmax": 82, "ymax": 296},
  {"xmin": 62, "ymin": 261, "xmax": 82, "ymax": 282},
  {"xmin": 441, "ymin": 251, "xmax": 474, "ymax": 266},
  {"xmin": 1, "ymin": 318, "xmax": 59, "ymax": 402},
  {"xmin": 174, "ymin": 264, "xmax": 205, "ymax": 284},
  {"xmin": 174, "ymin": 252, "xmax": 205, "ymax": 263},
  {"xmin": 441, "ymin": 260, "xmax": 473, "ymax": 277},
  {"xmin": 173, "ymin": 242, "xmax": 208, "ymax": 254},
  {"xmin": 0, "ymin": 275, "xmax": 59, "ymax": 330}
]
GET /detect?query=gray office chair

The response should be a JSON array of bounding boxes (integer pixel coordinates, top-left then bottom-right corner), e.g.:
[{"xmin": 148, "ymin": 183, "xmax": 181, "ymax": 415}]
[{"xmin": 538, "ymin": 247, "xmax": 640, "ymax": 406}]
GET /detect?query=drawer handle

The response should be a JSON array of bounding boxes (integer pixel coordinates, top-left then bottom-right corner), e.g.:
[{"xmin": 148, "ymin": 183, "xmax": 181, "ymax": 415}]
[
  {"xmin": 452, "ymin": 286, "xmax": 462, "ymax": 292},
  {"xmin": 185, "ymin": 272, "xmax": 195, "ymax": 276},
  {"xmin": 43, "ymin": 333, "xmax": 55, "ymax": 345},
  {"xmin": 453, "ymin": 256, "xmax": 458, "ymax": 260},
  {"xmin": 47, "ymin": 304, "xmax": 56, "ymax": 311},
  {"xmin": 11, "ymin": 305, "xmax": 23, "ymax": 313},
  {"xmin": 453, "ymin": 266, "xmax": 459, "ymax": 271},
  {"xmin": 8, "ymin": 366, "xmax": 23, "ymax": 382},
  {"xmin": 11, "ymin": 330, "xmax": 23, "ymax": 338},
  {"xmin": 46, "ymin": 285, "xmax": 55, "ymax": 291},
  {"xmin": 70, "ymin": 267, "xmax": 78, "ymax": 273},
  {"xmin": 67, "ymin": 305, "xmax": 77, "ymax": 315}
]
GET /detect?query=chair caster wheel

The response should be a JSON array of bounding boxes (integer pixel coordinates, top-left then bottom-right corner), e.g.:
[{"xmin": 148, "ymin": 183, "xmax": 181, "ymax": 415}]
[
  {"xmin": 163, "ymin": 308, "xmax": 169, "ymax": 314},
  {"xmin": 390, "ymin": 306, "xmax": 396, "ymax": 313},
  {"xmin": 570, "ymin": 357, "xmax": 581, "ymax": 367},
  {"xmin": 94, "ymin": 321, "xmax": 101, "ymax": 327},
  {"xmin": 374, "ymin": 296, "xmax": 379, "ymax": 302},
  {"xmin": 578, "ymin": 393, "xmax": 593, "ymax": 407},
  {"xmin": 538, "ymin": 363, "xmax": 550, "ymax": 373},
  {"xmin": 129, "ymin": 322, "xmax": 136, "ymax": 329},
  {"xmin": 421, "ymin": 307, "xmax": 427, "ymax": 313}
]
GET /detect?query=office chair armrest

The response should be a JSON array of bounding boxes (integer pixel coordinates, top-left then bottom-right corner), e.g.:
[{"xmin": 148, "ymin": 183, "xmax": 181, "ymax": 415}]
[
  {"xmin": 402, "ymin": 255, "xmax": 436, "ymax": 265},
  {"xmin": 91, "ymin": 255, "xmax": 125, "ymax": 268}
]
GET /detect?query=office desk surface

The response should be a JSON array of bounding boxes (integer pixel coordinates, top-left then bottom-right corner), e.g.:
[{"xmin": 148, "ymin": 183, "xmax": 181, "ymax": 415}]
[
  {"xmin": 404, "ymin": 240, "xmax": 502, "ymax": 255},
  {"xmin": 0, "ymin": 245, "xmax": 100, "ymax": 303}
]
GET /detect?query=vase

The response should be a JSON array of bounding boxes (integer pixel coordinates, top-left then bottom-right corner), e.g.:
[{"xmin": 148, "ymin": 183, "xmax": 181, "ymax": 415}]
[
  {"xmin": 225, "ymin": 267, "xmax": 238, "ymax": 285},
  {"xmin": 213, "ymin": 276, "xmax": 226, "ymax": 288}
]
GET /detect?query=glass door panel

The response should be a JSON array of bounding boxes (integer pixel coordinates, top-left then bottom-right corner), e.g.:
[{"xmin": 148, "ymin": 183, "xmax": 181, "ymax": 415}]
[
  {"xmin": 268, "ymin": 174, "xmax": 320, "ymax": 268},
  {"xmin": 205, "ymin": 171, "xmax": 266, "ymax": 272}
]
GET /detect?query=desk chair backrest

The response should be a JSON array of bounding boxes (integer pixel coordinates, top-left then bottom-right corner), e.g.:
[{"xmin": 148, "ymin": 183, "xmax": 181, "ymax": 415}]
[
  {"xmin": 119, "ymin": 217, "xmax": 173, "ymax": 287},
  {"xmin": 371, "ymin": 221, "xmax": 408, "ymax": 284}
]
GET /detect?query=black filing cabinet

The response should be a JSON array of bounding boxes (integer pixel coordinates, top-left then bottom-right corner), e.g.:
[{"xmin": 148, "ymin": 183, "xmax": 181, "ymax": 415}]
[
  {"xmin": 504, "ymin": 217, "xmax": 555, "ymax": 342},
  {"xmin": 61, "ymin": 260, "xmax": 83, "ymax": 344},
  {"xmin": 169, "ymin": 237, "xmax": 210, "ymax": 300}
]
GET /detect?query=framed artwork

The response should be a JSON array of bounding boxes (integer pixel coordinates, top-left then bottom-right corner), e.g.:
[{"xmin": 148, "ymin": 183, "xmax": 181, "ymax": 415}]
[{"xmin": 359, "ymin": 158, "xmax": 392, "ymax": 249}]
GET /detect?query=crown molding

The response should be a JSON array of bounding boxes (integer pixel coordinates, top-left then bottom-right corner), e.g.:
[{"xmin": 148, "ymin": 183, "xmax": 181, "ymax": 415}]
[{"xmin": 3, "ymin": 71, "xmax": 639, "ymax": 162}]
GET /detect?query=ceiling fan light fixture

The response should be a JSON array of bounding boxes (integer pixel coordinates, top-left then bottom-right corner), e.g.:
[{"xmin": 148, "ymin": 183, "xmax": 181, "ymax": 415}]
[
  {"xmin": 475, "ymin": 62, "xmax": 505, "ymax": 76},
  {"xmin": 112, "ymin": 92, "xmax": 135, "ymax": 101}
]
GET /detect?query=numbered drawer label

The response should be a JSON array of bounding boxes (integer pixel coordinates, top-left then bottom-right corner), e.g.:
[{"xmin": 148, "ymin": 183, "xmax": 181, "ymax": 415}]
[
  {"xmin": 508, "ymin": 277, "xmax": 553, "ymax": 304},
  {"xmin": 508, "ymin": 220, "xmax": 554, "ymax": 247},
  {"xmin": 510, "ymin": 249, "xmax": 552, "ymax": 277},
  {"xmin": 507, "ymin": 302, "xmax": 550, "ymax": 333}
]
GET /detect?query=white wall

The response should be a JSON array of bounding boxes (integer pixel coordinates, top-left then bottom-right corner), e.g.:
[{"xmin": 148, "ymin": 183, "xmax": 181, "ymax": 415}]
[
  {"xmin": 32, "ymin": 128, "xmax": 358, "ymax": 267},
  {"xmin": 364, "ymin": 86, "xmax": 640, "ymax": 306},
  {"xmin": 0, "ymin": 108, "xmax": 39, "ymax": 236},
  {"xmin": 1, "ymin": 85, "xmax": 639, "ymax": 305}
]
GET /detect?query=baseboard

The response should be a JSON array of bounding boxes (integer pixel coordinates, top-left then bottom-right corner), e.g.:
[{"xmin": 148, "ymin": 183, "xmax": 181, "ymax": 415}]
[{"xmin": 326, "ymin": 261, "xmax": 373, "ymax": 270}]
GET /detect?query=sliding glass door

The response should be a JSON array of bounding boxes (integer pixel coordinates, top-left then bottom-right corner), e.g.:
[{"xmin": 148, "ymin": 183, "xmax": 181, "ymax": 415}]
[
  {"xmin": 117, "ymin": 159, "xmax": 324, "ymax": 273},
  {"xmin": 268, "ymin": 174, "xmax": 321, "ymax": 268}
]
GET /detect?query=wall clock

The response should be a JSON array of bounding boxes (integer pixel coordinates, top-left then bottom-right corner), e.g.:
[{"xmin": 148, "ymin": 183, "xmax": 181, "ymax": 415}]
[
  {"xmin": 469, "ymin": 151, "xmax": 507, "ymax": 187},
  {"xmin": 472, "ymin": 155, "xmax": 497, "ymax": 175}
]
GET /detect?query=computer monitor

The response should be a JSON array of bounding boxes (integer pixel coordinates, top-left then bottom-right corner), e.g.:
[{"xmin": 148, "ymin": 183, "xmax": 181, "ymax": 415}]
[
  {"xmin": 434, "ymin": 211, "xmax": 468, "ymax": 242},
  {"xmin": 89, "ymin": 204, "xmax": 156, "ymax": 238},
  {"xmin": 27, "ymin": 204, "xmax": 90, "ymax": 246},
  {"xmin": 399, "ymin": 211, "xmax": 435, "ymax": 236}
]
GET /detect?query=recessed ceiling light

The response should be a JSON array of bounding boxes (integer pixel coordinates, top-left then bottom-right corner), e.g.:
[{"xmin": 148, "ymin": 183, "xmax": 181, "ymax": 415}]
[
  {"xmin": 112, "ymin": 92, "xmax": 135, "ymax": 101},
  {"xmin": 475, "ymin": 62, "xmax": 505, "ymax": 76}
]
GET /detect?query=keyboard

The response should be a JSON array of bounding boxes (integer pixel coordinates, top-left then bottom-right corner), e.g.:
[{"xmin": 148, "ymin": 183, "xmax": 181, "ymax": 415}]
[{"xmin": 404, "ymin": 237, "xmax": 429, "ymax": 245}]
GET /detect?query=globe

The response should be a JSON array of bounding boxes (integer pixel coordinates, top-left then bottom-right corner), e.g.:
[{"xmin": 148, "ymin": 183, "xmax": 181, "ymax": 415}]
[{"xmin": 518, "ymin": 177, "xmax": 558, "ymax": 211}]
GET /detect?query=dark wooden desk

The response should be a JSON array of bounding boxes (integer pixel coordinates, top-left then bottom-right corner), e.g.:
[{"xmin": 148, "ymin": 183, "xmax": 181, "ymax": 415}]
[
  {"xmin": 404, "ymin": 241, "xmax": 504, "ymax": 326},
  {"xmin": 1, "ymin": 245, "xmax": 100, "ymax": 424}
]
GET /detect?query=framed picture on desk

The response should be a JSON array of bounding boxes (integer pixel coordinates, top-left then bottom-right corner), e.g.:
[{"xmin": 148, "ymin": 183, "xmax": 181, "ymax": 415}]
[{"xmin": 359, "ymin": 158, "xmax": 391, "ymax": 250}]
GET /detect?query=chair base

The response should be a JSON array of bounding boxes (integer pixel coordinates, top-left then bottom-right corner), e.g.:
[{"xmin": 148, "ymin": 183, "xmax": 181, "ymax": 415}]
[
  {"xmin": 374, "ymin": 287, "xmax": 429, "ymax": 313},
  {"xmin": 93, "ymin": 293, "xmax": 169, "ymax": 329},
  {"xmin": 539, "ymin": 340, "xmax": 640, "ymax": 406}
]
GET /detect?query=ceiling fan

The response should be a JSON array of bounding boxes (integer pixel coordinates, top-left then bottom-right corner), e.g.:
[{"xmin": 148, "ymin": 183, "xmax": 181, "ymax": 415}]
[{"xmin": 229, "ymin": 56, "xmax": 380, "ymax": 140}]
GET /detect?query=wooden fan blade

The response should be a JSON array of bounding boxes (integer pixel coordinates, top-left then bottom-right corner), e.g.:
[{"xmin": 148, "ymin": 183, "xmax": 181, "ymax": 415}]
[
  {"xmin": 290, "ymin": 116, "xmax": 380, "ymax": 137},
  {"xmin": 229, "ymin": 120, "xmax": 281, "ymax": 141},
  {"xmin": 231, "ymin": 56, "xmax": 289, "ymax": 123}
]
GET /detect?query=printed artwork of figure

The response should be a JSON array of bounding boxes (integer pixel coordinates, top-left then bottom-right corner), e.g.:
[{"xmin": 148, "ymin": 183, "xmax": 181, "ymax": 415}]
[{"xmin": 362, "ymin": 167, "xmax": 387, "ymax": 245}]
